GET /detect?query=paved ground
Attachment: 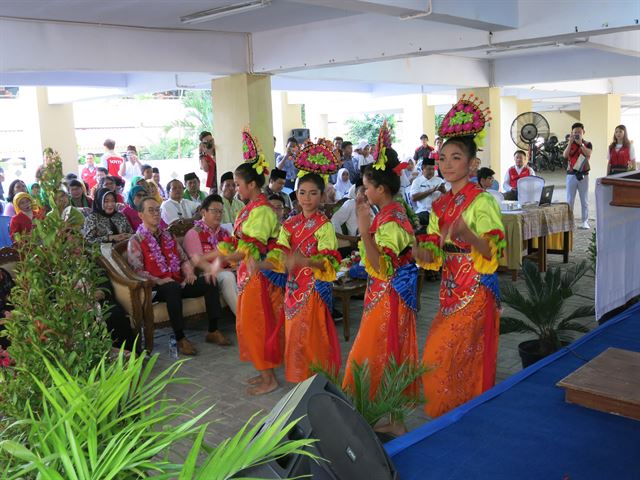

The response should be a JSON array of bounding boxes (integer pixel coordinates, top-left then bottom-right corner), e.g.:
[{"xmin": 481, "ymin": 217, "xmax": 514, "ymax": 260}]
[{"xmin": 152, "ymin": 185, "xmax": 598, "ymax": 448}]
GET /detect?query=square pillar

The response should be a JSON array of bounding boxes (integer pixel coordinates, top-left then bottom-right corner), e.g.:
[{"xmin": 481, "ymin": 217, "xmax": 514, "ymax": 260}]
[
  {"xmin": 580, "ymin": 94, "xmax": 621, "ymax": 188},
  {"xmin": 212, "ymin": 74, "xmax": 274, "ymax": 179},
  {"xmin": 517, "ymin": 99, "xmax": 533, "ymax": 116},
  {"xmin": 402, "ymin": 94, "xmax": 436, "ymax": 155},
  {"xmin": 272, "ymin": 91, "xmax": 302, "ymax": 153}
]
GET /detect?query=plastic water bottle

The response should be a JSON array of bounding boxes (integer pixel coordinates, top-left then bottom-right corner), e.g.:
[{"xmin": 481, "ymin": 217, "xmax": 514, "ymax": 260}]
[{"xmin": 169, "ymin": 334, "xmax": 178, "ymax": 359}]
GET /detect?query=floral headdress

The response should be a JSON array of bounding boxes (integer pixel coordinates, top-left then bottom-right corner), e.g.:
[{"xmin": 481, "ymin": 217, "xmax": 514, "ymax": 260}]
[
  {"xmin": 438, "ymin": 93, "xmax": 492, "ymax": 147},
  {"xmin": 294, "ymin": 138, "xmax": 339, "ymax": 182},
  {"xmin": 242, "ymin": 127, "xmax": 269, "ymax": 175},
  {"xmin": 372, "ymin": 120, "xmax": 392, "ymax": 171}
]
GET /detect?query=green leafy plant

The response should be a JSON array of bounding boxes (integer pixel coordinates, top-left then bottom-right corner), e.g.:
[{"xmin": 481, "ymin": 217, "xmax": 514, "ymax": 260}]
[
  {"xmin": 587, "ymin": 229, "xmax": 596, "ymax": 271},
  {"xmin": 313, "ymin": 357, "xmax": 429, "ymax": 427},
  {"xmin": 0, "ymin": 152, "xmax": 111, "ymax": 418},
  {"xmin": 345, "ymin": 113, "xmax": 396, "ymax": 147},
  {"xmin": 0, "ymin": 348, "xmax": 319, "ymax": 479},
  {"xmin": 500, "ymin": 260, "xmax": 594, "ymax": 357}
]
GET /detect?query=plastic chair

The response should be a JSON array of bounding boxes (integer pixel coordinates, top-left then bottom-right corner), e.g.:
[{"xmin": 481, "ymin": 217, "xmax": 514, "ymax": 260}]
[
  {"xmin": 487, "ymin": 189, "xmax": 504, "ymax": 203},
  {"xmin": 0, "ymin": 216, "xmax": 12, "ymax": 248},
  {"xmin": 517, "ymin": 176, "xmax": 545, "ymax": 204}
]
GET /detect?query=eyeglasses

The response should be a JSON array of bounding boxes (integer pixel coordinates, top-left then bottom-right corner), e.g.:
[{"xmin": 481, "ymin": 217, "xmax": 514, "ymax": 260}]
[
  {"xmin": 145, "ymin": 208, "xmax": 161, "ymax": 214},
  {"xmin": 207, "ymin": 208, "xmax": 223, "ymax": 214}
]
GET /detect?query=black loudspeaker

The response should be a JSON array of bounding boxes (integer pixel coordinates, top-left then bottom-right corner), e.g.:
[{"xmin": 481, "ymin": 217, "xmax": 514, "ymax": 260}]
[
  {"xmin": 236, "ymin": 374, "xmax": 399, "ymax": 479},
  {"xmin": 291, "ymin": 128, "xmax": 310, "ymax": 145}
]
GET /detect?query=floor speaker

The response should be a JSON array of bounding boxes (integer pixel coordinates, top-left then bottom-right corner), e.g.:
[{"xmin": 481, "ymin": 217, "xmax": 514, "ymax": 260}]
[{"xmin": 236, "ymin": 374, "xmax": 399, "ymax": 479}]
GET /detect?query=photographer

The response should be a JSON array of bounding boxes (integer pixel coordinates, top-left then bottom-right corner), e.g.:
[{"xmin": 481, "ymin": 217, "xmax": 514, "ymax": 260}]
[
  {"xmin": 118, "ymin": 145, "xmax": 142, "ymax": 192},
  {"xmin": 198, "ymin": 131, "xmax": 217, "ymax": 194},
  {"xmin": 276, "ymin": 136, "xmax": 299, "ymax": 189},
  {"xmin": 563, "ymin": 122, "xmax": 592, "ymax": 230}
]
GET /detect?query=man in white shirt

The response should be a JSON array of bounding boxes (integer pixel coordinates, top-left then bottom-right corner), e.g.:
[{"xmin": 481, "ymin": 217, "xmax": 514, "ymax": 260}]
[
  {"xmin": 331, "ymin": 181, "xmax": 374, "ymax": 257},
  {"xmin": 119, "ymin": 146, "xmax": 143, "ymax": 193},
  {"xmin": 410, "ymin": 161, "xmax": 446, "ymax": 227},
  {"xmin": 503, "ymin": 150, "xmax": 535, "ymax": 200},
  {"xmin": 160, "ymin": 179, "xmax": 200, "ymax": 224}
]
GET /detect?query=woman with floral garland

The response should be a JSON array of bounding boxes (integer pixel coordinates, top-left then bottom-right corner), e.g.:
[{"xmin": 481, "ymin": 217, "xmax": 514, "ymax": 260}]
[
  {"xmin": 415, "ymin": 94, "xmax": 505, "ymax": 418},
  {"xmin": 183, "ymin": 194, "xmax": 239, "ymax": 316},
  {"xmin": 217, "ymin": 129, "xmax": 285, "ymax": 395},
  {"xmin": 127, "ymin": 196, "xmax": 229, "ymax": 355}
]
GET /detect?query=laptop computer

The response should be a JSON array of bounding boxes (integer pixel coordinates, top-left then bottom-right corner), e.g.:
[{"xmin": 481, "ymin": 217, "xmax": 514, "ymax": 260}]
[{"xmin": 539, "ymin": 185, "xmax": 554, "ymax": 205}]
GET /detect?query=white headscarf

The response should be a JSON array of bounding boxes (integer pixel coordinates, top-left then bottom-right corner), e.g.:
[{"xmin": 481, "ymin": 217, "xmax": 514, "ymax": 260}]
[{"xmin": 334, "ymin": 168, "xmax": 353, "ymax": 200}]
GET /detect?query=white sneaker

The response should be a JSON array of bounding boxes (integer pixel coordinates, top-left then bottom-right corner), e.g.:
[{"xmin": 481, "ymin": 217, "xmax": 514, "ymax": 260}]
[{"xmin": 578, "ymin": 221, "xmax": 590, "ymax": 230}]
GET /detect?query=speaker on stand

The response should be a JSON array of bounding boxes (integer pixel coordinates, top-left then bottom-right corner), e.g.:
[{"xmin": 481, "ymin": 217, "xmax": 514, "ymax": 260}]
[{"xmin": 236, "ymin": 374, "xmax": 400, "ymax": 479}]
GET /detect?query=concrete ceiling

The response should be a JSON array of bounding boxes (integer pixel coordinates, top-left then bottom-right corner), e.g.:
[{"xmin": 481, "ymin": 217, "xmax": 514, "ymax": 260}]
[{"xmin": 0, "ymin": 0, "xmax": 638, "ymax": 107}]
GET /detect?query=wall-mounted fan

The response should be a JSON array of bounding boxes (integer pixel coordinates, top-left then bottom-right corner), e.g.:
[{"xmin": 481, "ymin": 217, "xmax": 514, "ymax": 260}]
[{"xmin": 510, "ymin": 112, "xmax": 550, "ymax": 171}]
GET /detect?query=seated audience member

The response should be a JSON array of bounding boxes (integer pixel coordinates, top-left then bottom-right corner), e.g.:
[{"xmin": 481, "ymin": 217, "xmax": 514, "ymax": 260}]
[
  {"xmin": 340, "ymin": 141, "xmax": 360, "ymax": 183},
  {"xmin": 0, "ymin": 266, "xmax": 15, "ymax": 352},
  {"xmin": 410, "ymin": 160, "xmax": 446, "ymax": 227},
  {"xmin": 324, "ymin": 182, "xmax": 337, "ymax": 204},
  {"xmin": 219, "ymin": 171, "xmax": 245, "ymax": 224},
  {"xmin": 263, "ymin": 168, "xmax": 292, "ymax": 210},
  {"xmin": 82, "ymin": 188, "xmax": 133, "ymax": 244},
  {"xmin": 129, "ymin": 176, "xmax": 146, "ymax": 190},
  {"xmin": 288, "ymin": 191, "xmax": 300, "ymax": 218},
  {"xmin": 468, "ymin": 157, "xmax": 481, "ymax": 182},
  {"xmin": 183, "ymin": 194, "xmax": 239, "ymax": 316},
  {"xmin": 503, "ymin": 149, "xmax": 535, "ymax": 200},
  {"xmin": 161, "ymin": 179, "xmax": 199, "ymax": 224},
  {"xmin": 9, "ymin": 192, "xmax": 36, "ymax": 242},
  {"xmin": 152, "ymin": 167, "xmax": 167, "ymax": 199},
  {"xmin": 68, "ymin": 179, "xmax": 94, "ymax": 209},
  {"xmin": 90, "ymin": 167, "xmax": 109, "ymax": 198},
  {"xmin": 141, "ymin": 164, "xmax": 153, "ymax": 181},
  {"xmin": 128, "ymin": 197, "xmax": 230, "ymax": 355},
  {"xmin": 122, "ymin": 185, "xmax": 147, "ymax": 230},
  {"xmin": 477, "ymin": 167, "xmax": 499, "ymax": 191},
  {"xmin": 334, "ymin": 168, "xmax": 353, "ymax": 201},
  {"xmin": 28, "ymin": 183, "xmax": 47, "ymax": 219},
  {"xmin": 268, "ymin": 195, "xmax": 286, "ymax": 223},
  {"xmin": 145, "ymin": 179, "xmax": 163, "ymax": 204},
  {"xmin": 183, "ymin": 172, "xmax": 207, "ymax": 203},
  {"xmin": 331, "ymin": 180, "xmax": 369, "ymax": 257},
  {"xmin": 94, "ymin": 175, "xmax": 125, "ymax": 204},
  {"xmin": 49, "ymin": 189, "xmax": 85, "ymax": 228},
  {"xmin": 4, "ymin": 180, "xmax": 28, "ymax": 218}
]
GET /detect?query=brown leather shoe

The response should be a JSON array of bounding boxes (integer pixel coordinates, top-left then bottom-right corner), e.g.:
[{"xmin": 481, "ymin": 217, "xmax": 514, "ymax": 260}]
[
  {"xmin": 177, "ymin": 337, "xmax": 197, "ymax": 356},
  {"xmin": 205, "ymin": 330, "xmax": 232, "ymax": 346}
]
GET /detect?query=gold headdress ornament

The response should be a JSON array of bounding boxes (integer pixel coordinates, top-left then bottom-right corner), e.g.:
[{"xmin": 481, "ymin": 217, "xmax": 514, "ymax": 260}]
[
  {"xmin": 294, "ymin": 138, "xmax": 339, "ymax": 183},
  {"xmin": 438, "ymin": 93, "xmax": 492, "ymax": 148},
  {"xmin": 241, "ymin": 127, "xmax": 269, "ymax": 175},
  {"xmin": 372, "ymin": 120, "xmax": 392, "ymax": 171}
]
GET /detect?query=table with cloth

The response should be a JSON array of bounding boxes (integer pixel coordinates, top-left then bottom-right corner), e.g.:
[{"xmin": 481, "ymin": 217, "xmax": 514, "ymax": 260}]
[
  {"xmin": 500, "ymin": 202, "xmax": 574, "ymax": 276},
  {"xmin": 386, "ymin": 302, "xmax": 640, "ymax": 480}
]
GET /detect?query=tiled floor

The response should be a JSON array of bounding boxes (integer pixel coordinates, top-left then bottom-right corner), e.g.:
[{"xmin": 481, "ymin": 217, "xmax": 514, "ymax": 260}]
[{"xmin": 153, "ymin": 216, "xmax": 597, "ymax": 447}]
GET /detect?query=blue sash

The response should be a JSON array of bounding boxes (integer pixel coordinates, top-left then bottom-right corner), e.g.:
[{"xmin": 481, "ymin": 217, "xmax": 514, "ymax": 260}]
[{"xmin": 391, "ymin": 263, "xmax": 418, "ymax": 311}]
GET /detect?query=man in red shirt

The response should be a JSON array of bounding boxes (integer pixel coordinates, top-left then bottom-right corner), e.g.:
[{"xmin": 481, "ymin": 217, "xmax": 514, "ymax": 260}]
[
  {"xmin": 101, "ymin": 139, "xmax": 124, "ymax": 179},
  {"xmin": 81, "ymin": 153, "xmax": 98, "ymax": 190},
  {"xmin": 502, "ymin": 150, "xmax": 535, "ymax": 201},
  {"xmin": 197, "ymin": 131, "xmax": 217, "ymax": 194},
  {"xmin": 563, "ymin": 122, "xmax": 593, "ymax": 229}
]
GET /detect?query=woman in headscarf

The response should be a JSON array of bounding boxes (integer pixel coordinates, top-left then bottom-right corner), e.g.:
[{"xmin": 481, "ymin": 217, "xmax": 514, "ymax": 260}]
[
  {"xmin": 129, "ymin": 175, "xmax": 146, "ymax": 191},
  {"xmin": 68, "ymin": 179, "xmax": 93, "ymax": 209},
  {"xmin": 82, "ymin": 188, "xmax": 132, "ymax": 244},
  {"xmin": 334, "ymin": 167, "xmax": 353, "ymax": 200},
  {"xmin": 9, "ymin": 192, "xmax": 36, "ymax": 242},
  {"xmin": 122, "ymin": 185, "xmax": 147, "ymax": 230},
  {"xmin": 145, "ymin": 179, "xmax": 163, "ymax": 204},
  {"xmin": 27, "ymin": 182, "xmax": 47, "ymax": 219},
  {"xmin": 48, "ymin": 188, "xmax": 85, "ymax": 229},
  {"xmin": 4, "ymin": 180, "xmax": 28, "ymax": 218}
]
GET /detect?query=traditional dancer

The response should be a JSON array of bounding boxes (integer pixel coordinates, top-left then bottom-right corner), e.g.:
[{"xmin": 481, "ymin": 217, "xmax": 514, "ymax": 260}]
[
  {"xmin": 416, "ymin": 94, "xmax": 505, "ymax": 418},
  {"xmin": 218, "ymin": 129, "xmax": 285, "ymax": 395},
  {"xmin": 261, "ymin": 141, "xmax": 342, "ymax": 383},
  {"xmin": 342, "ymin": 122, "xmax": 420, "ymax": 405}
]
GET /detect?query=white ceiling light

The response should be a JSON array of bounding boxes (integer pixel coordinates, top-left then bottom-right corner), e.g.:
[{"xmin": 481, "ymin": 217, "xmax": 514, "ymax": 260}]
[{"xmin": 180, "ymin": 0, "xmax": 271, "ymax": 25}]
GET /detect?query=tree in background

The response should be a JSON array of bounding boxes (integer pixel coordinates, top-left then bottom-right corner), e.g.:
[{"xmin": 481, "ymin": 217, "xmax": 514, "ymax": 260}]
[
  {"xmin": 435, "ymin": 113, "xmax": 445, "ymax": 135},
  {"xmin": 346, "ymin": 113, "xmax": 396, "ymax": 146}
]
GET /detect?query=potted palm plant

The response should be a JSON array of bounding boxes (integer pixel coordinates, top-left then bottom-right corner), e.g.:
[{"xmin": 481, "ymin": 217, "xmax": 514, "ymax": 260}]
[{"xmin": 500, "ymin": 260, "xmax": 594, "ymax": 368}]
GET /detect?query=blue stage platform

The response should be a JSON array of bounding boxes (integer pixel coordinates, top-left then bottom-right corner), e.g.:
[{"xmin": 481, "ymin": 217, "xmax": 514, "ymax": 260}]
[{"xmin": 386, "ymin": 303, "xmax": 640, "ymax": 480}]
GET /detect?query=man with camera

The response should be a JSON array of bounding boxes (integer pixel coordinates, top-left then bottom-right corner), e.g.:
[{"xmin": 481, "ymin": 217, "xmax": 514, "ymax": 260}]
[
  {"xmin": 276, "ymin": 136, "xmax": 299, "ymax": 189},
  {"xmin": 563, "ymin": 122, "xmax": 592, "ymax": 230},
  {"xmin": 198, "ymin": 131, "xmax": 217, "ymax": 194},
  {"xmin": 118, "ymin": 145, "xmax": 142, "ymax": 192}
]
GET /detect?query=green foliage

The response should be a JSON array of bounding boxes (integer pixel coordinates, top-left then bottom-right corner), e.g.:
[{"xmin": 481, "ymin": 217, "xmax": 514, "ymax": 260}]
[
  {"xmin": 146, "ymin": 136, "xmax": 196, "ymax": 161},
  {"xmin": 0, "ymin": 348, "xmax": 318, "ymax": 479},
  {"xmin": 435, "ymin": 113, "xmax": 445, "ymax": 134},
  {"xmin": 0, "ymin": 154, "xmax": 112, "ymax": 418},
  {"xmin": 587, "ymin": 229, "xmax": 596, "ymax": 271},
  {"xmin": 345, "ymin": 113, "xmax": 396, "ymax": 147},
  {"xmin": 500, "ymin": 260, "xmax": 594, "ymax": 357},
  {"xmin": 313, "ymin": 358, "xmax": 429, "ymax": 426}
]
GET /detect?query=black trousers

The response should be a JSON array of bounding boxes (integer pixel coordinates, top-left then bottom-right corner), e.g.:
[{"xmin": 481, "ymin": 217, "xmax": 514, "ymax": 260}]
[{"xmin": 155, "ymin": 276, "xmax": 222, "ymax": 337}]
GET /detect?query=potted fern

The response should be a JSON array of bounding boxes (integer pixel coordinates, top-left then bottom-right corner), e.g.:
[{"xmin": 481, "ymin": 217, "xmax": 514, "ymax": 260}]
[{"xmin": 500, "ymin": 260, "xmax": 595, "ymax": 368}]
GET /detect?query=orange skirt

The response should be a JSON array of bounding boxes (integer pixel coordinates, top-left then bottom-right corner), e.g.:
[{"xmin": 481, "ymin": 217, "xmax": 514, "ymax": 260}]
[
  {"xmin": 422, "ymin": 286, "xmax": 499, "ymax": 418},
  {"xmin": 285, "ymin": 291, "xmax": 341, "ymax": 383},
  {"xmin": 342, "ymin": 287, "xmax": 419, "ymax": 398},
  {"xmin": 236, "ymin": 271, "xmax": 285, "ymax": 371}
]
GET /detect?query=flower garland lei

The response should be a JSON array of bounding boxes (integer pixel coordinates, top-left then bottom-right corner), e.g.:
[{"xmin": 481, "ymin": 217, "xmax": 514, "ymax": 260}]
[
  {"xmin": 136, "ymin": 224, "xmax": 181, "ymax": 274},
  {"xmin": 194, "ymin": 219, "xmax": 223, "ymax": 249}
]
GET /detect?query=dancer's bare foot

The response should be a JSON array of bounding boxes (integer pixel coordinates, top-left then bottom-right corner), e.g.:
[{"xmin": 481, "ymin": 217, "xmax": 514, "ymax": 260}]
[
  {"xmin": 246, "ymin": 374, "xmax": 263, "ymax": 385},
  {"xmin": 247, "ymin": 378, "xmax": 278, "ymax": 395}
]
